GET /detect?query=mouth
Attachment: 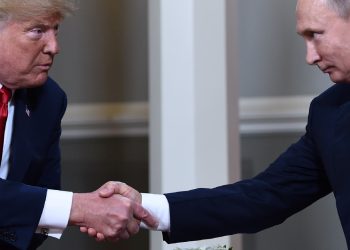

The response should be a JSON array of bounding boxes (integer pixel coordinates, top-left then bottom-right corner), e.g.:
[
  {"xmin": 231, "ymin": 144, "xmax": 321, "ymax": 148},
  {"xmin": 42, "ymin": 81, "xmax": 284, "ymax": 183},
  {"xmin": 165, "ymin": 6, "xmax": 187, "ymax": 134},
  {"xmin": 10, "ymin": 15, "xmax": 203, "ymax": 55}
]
[
  {"xmin": 37, "ymin": 63, "xmax": 52, "ymax": 71},
  {"xmin": 319, "ymin": 65, "xmax": 334, "ymax": 74}
]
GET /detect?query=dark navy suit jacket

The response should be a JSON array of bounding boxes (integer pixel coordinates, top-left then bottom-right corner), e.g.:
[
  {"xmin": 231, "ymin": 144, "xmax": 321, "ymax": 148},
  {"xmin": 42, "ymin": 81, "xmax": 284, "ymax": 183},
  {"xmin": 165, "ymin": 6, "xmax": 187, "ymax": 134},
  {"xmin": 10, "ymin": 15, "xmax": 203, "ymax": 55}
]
[
  {"xmin": 164, "ymin": 83, "xmax": 350, "ymax": 247},
  {"xmin": 0, "ymin": 78, "xmax": 66, "ymax": 250}
]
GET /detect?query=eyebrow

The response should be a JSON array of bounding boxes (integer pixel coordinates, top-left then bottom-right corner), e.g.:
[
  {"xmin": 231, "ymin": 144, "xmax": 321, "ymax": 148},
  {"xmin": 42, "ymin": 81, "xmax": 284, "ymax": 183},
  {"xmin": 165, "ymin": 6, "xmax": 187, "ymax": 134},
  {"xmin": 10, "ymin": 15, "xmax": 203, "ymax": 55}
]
[
  {"xmin": 25, "ymin": 22, "xmax": 60, "ymax": 31},
  {"xmin": 26, "ymin": 17, "xmax": 61, "ymax": 27}
]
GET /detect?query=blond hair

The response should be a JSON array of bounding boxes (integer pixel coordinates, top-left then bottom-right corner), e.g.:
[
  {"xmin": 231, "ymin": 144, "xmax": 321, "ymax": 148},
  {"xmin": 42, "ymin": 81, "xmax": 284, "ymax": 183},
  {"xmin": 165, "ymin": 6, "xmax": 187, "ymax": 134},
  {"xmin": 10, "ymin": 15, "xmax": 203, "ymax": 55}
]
[{"xmin": 0, "ymin": 0, "xmax": 76, "ymax": 21}]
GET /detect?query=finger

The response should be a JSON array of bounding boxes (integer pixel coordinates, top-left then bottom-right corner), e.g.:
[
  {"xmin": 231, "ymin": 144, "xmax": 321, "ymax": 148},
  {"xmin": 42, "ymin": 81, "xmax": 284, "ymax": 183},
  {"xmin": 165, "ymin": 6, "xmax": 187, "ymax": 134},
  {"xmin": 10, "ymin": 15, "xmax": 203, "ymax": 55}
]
[
  {"xmin": 126, "ymin": 218, "xmax": 141, "ymax": 236},
  {"xmin": 99, "ymin": 181, "xmax": 120, "ymax": 198},
  {"xmin": 80, "ymin": 227, "xmax": 88, "ymax": 233},
  {"xmin": 133, "ymin": 203, "xmax": 159, "ymax": 229},
  {"xmin": 88, "ymin": 228, "xmax": 98, "ymax": 237},
  {"xmin": 95, "ymin": 232, "xmax": 106, "ymax": 242},
  {"xmin": 116, "ymin": 229, "xmax": 130, "ymax": 241},
  {"xmin": 99, "ymin": 182, "xmax": 141, "ymax": 203},
  {"xmin": 105, "ymin": 234, "xmax": 120, "ymax": 242}
]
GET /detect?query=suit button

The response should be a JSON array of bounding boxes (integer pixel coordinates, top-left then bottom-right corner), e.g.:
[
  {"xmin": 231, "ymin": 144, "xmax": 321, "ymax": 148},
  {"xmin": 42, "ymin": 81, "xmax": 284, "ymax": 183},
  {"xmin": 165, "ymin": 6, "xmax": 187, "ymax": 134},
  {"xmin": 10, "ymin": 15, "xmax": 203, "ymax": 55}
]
[{"xmin": 8, "ymin": 232, "xmax": 16, "ymax": 242}]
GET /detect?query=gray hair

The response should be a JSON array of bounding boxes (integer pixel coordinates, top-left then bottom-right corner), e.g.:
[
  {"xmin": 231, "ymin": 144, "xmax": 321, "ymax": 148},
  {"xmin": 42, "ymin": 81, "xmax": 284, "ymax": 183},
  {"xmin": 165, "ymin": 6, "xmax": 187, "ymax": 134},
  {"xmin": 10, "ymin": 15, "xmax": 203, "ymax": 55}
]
[
  {"xmin": 0, "ymin": 0, "xmax": 76, "ymax": 22},
  {"xmin": 322, "ymin": 0, "xmax": 350, "ymax": 18}
]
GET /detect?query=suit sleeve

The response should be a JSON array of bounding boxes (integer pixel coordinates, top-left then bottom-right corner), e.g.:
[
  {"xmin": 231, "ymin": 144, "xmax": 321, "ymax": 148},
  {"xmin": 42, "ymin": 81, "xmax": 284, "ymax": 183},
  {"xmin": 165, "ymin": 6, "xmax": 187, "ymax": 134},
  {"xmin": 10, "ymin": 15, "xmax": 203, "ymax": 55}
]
[
  {"xmin": 164, "ymin": 99, "xmax": 332, "ymax": 243},
  {"xmin": 0, "ymin": 180, "xmax": 47, "ymax": 249},
  {"xmin": 0, "ymin": 81, "xmax": 68, "ymax": 249}
]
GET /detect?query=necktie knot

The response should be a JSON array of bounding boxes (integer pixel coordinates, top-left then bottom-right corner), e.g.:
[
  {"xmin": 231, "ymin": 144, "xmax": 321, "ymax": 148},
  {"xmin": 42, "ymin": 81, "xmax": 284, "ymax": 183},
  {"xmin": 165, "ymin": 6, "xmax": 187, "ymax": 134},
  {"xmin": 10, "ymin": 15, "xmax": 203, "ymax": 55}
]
[{"xmin": 0, "ymin": 87, "xmax": 11, "ymax": 105}]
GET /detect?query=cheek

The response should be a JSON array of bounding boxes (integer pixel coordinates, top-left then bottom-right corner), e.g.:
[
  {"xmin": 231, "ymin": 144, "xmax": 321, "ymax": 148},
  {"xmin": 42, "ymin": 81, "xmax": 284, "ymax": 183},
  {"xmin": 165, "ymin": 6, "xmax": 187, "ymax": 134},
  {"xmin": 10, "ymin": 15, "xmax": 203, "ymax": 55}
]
[
  {"xmin": 5, "ymin": 49, "xmax": 37, "ymax": 72},
  {"xmin": 4, "ymin": 40, "xmax": 40, "ymax": 63},
  {"xmin": 316, "ymin": 41, "xmax": 339, "ymax": 62},
  {"xmin": 328, "ymin": 42, "xmax": 350, "ymax": 66}
]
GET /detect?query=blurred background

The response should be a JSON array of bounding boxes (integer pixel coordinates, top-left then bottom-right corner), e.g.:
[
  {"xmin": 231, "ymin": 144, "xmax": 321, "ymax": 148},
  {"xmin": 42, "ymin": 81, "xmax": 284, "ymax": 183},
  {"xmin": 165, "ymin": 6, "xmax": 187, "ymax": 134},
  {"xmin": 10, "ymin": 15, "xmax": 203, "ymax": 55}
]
[{"xmin": 40, "ymin": 0, "xmax": 346, "ymax": 249}]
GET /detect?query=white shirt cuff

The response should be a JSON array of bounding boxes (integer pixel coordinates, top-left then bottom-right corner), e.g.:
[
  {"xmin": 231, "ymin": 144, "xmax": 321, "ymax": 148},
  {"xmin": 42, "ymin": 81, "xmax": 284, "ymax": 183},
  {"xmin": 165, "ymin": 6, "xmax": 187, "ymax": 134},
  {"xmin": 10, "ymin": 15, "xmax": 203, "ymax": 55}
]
[
  {"xmin": 36, "ymin": 189, "xmax": 73, "ymax": 239},
  {"xmin": 140, "ymin": 193, "xmax": 170, "ymax": 232}
]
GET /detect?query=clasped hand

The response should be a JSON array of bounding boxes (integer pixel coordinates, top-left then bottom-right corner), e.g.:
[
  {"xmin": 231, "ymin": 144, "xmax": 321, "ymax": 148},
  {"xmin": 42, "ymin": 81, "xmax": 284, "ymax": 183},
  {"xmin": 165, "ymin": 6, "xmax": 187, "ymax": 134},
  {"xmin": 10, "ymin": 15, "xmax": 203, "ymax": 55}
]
[{"xmin": 69, "ymin": 181, "xmax": 158, "ymax": 242}]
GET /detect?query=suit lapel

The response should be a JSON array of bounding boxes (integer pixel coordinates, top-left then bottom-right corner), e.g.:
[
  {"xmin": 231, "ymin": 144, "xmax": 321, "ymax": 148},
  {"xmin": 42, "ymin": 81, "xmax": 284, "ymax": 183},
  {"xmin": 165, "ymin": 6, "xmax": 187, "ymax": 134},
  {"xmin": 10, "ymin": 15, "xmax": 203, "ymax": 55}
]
[{"xmin": 7, "ymin": 89, "xmax": 33, "ymax": 181}]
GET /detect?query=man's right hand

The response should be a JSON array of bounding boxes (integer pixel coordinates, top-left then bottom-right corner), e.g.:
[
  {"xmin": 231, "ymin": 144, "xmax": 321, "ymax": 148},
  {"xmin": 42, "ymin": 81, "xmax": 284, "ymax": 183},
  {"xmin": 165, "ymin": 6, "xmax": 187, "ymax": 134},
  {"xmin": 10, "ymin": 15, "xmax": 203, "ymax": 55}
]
[{"xmin": 68, "ymin": 183, "xmax": 157, "ymax": 241}]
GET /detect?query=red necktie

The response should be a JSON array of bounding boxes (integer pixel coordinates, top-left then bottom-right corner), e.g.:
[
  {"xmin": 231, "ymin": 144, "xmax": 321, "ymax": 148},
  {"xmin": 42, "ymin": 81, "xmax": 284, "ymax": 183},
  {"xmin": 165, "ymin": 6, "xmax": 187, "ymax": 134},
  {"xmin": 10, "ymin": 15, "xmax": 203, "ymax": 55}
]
[{"xmin": 0, "ymin": 86, "xmax": 11, "ymax": 162}]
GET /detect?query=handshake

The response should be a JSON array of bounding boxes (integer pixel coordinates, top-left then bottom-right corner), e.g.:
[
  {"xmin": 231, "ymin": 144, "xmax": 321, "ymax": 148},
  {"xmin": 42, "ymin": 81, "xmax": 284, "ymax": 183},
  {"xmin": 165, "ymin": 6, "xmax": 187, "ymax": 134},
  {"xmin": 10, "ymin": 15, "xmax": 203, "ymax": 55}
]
[{"xmin": 68, "ymin": 181, "xmax": 158, "ymax": 242}]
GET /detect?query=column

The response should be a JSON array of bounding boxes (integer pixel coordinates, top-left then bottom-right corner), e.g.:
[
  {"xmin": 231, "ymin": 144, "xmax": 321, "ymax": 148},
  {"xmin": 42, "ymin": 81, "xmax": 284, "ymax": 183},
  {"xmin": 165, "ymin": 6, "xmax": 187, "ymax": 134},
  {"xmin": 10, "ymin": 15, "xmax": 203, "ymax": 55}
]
[{"xmin": 148, "ymin": 1, "xmax": 241, "ymax": 249}]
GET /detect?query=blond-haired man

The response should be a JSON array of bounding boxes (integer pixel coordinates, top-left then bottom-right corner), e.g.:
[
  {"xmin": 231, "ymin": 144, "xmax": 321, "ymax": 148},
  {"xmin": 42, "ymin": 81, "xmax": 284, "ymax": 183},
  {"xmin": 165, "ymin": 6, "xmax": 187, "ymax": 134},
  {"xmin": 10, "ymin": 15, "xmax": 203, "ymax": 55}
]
[{"xmin": 0, "ymin": 1, "xmax": 156, "ymax": 249}]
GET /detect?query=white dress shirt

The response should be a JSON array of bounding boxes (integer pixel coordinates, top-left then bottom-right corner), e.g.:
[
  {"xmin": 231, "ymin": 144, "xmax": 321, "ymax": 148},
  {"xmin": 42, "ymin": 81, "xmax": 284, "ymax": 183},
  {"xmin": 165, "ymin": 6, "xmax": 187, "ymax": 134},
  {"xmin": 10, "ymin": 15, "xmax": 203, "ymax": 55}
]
[
  {"xmin": 0, "ymin": 85, "xmax": 73, "ymax": 238},
  {"xmin": 141, "ymin": 193, "xmax": 171, "ymax": 232}
]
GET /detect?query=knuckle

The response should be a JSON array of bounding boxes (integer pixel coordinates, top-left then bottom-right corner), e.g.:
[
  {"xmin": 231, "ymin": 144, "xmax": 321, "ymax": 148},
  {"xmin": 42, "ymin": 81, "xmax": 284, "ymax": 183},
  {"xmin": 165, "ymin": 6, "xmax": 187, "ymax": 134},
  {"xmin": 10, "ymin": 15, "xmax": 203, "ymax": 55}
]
[
  {"xmin": 113, "ymin": 224, "xmax": 124, "ymax": 236},
  {"xmin": 125, "ymin": 202, "xmax": 132, "ymax": 211},
  {"xmin": 107, "ymin": 181, "xmax": 114, "ymax": 187},
  {"xmin": 106, "ymin": 229, "xmax": 118, "ymax": 239}
]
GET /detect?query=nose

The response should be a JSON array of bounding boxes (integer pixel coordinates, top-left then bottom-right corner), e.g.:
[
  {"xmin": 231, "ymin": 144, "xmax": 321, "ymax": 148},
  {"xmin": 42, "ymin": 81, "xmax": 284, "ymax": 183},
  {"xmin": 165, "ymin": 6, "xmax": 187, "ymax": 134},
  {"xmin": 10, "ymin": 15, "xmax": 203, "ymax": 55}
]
[
  {"xmin": 43, "ymin": 31, "xmax": 60, "ymax": 55},
  {"xmin": 305, "ymin": 41, "xmax": 320, "ymax": 65}
]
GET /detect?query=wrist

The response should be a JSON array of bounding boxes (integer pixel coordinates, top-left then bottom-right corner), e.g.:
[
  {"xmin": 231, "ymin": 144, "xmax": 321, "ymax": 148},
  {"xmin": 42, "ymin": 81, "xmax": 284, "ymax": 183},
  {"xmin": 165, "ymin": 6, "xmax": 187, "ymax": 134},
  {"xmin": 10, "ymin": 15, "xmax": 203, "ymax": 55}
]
[{"xmin": 68, "ymin": 193, "xmax": 85, "ymax": 226}]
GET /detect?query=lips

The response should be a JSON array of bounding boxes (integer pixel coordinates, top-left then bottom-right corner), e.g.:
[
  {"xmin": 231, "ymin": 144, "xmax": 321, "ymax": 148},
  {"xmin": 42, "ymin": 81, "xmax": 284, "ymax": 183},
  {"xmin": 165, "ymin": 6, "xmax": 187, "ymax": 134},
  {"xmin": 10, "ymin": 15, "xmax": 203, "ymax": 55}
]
[
  {"xmin": 37, "ymin": 62, "xmax": 52, "ymax": 71},
  {"xmin": 319, "ymin": 65, "xmax": 333, "ymax": 73},
  {"xmin": 323, "ymin": 67, "xmax": 330, "ymax": 73}
]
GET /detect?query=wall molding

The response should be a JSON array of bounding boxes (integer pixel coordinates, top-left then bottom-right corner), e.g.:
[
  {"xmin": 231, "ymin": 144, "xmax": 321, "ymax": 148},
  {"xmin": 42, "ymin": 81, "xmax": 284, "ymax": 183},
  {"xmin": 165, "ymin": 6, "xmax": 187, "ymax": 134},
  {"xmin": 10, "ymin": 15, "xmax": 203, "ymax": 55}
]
[
  {"xmin": 62, "ymin": 102, "xmax": 148, "ymax": 139},
  {"xmin": 61, "ymin": 96, "xmax": 313, "ymax": 139},
  {"xmin": 239, "ymin": 95, "xmax": 312, "ymax": 135}
]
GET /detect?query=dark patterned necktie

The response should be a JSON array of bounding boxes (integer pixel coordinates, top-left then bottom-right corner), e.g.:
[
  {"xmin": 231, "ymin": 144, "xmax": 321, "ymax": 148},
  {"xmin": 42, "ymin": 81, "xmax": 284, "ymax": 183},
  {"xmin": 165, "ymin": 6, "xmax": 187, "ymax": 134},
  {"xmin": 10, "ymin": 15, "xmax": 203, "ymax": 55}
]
[{"xmin": 0, "ymin": 86, "xmax": 11, "ymax": 162}]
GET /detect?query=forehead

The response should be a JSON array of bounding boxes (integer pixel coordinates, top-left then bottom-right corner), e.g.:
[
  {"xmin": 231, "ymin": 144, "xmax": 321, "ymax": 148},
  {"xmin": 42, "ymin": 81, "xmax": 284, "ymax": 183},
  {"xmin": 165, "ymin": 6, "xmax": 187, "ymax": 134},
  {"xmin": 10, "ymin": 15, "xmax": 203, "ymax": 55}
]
[
  {"xmin": 7, "ymin": 14, "xmax": 61, "ymax": 29},
  {"xmin": 27, "ymin": 14, "xmax": 62, "ymax": 26},
  {"xmin": 296, "ymin": 0, "xmax": 338, "ymax": 33}
]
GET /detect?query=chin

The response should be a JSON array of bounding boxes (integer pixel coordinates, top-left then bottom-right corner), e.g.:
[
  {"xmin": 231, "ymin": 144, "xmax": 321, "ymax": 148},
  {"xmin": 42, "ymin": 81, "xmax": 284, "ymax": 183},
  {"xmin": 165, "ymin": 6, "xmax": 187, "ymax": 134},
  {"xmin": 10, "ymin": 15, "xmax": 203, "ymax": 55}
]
[
  {"xmin": 27, "ymin": 74, "xmax": 49, "ymax": 88},
  {"xmin": 329, "ymin": 74, "xmax": 347, "ymax": 84},
  {"xmin": 2, "ymin": 73, "xmax": 48, "ymax": 89}
]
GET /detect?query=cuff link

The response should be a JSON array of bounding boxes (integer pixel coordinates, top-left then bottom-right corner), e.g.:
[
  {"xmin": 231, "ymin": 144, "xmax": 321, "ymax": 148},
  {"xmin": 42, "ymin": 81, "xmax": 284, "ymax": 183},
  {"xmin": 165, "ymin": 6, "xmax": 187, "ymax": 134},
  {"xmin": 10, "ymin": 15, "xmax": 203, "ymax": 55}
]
[{"xmin": 40, "ymin": 228, "xmax": 49, "ymax": 236}]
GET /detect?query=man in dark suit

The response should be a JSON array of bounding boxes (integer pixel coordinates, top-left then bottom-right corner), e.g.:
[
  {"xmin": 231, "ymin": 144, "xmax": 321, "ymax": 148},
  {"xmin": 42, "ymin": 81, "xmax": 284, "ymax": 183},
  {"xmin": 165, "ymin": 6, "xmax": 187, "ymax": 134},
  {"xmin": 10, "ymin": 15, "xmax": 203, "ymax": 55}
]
[
  {"xmin": 0, "ymin": 1, "xmax": 157, "ymax": 249},
  {"xmin": 85, "ymin": 0, "xmax": 350, "ymax": 248}
]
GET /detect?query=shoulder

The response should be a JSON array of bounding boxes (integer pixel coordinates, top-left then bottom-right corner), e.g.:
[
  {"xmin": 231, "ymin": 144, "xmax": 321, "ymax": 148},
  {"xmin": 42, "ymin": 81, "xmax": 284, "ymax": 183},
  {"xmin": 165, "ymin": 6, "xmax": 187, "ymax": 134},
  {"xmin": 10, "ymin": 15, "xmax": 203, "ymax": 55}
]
[
  {"xmin": 312, "ymin": 83, "xmax": 350, "ymax": 107},
  {"xmin": 26, "ymin": 77, "xmax": 66, "ymax": 103},
  {"xmin": 19, "ymin": 77, "xmax": 67, "ymax": 116},
  {"xmin": 33, "ymin": 77, "xmax": 66, "ymax": 98}
]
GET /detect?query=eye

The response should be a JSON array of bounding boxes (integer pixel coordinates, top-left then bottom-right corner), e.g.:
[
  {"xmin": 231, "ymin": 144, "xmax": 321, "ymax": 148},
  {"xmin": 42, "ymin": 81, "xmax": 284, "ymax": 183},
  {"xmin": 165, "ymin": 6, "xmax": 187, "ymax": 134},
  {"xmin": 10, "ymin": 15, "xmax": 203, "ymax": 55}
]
[
  {"xmin": 309, "ymin": 31, "xmax": 323, "ymax": 39},
  {"xmin": 311, "ymin": 32, "xmax": 319, "ymax": 38},
  {"xmin": 26, "ymin": 27, "xmax": 44, "ymax": 40},
  {"xmin": 54, "ymin": 25, "xmax": 60, "ymax": 36}
]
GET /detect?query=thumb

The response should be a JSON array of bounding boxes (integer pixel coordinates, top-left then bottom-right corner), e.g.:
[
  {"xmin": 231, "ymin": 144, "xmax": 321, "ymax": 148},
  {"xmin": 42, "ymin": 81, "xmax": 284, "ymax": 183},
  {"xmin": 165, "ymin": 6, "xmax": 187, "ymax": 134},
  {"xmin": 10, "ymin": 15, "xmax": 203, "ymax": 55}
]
[
  {"xmin": 133, "ymin": 203, "xmax": 159, "ymax": 229},
  {"xmin": 98, "ymin": 182, "xmax": 121, "ymax": 197}
]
